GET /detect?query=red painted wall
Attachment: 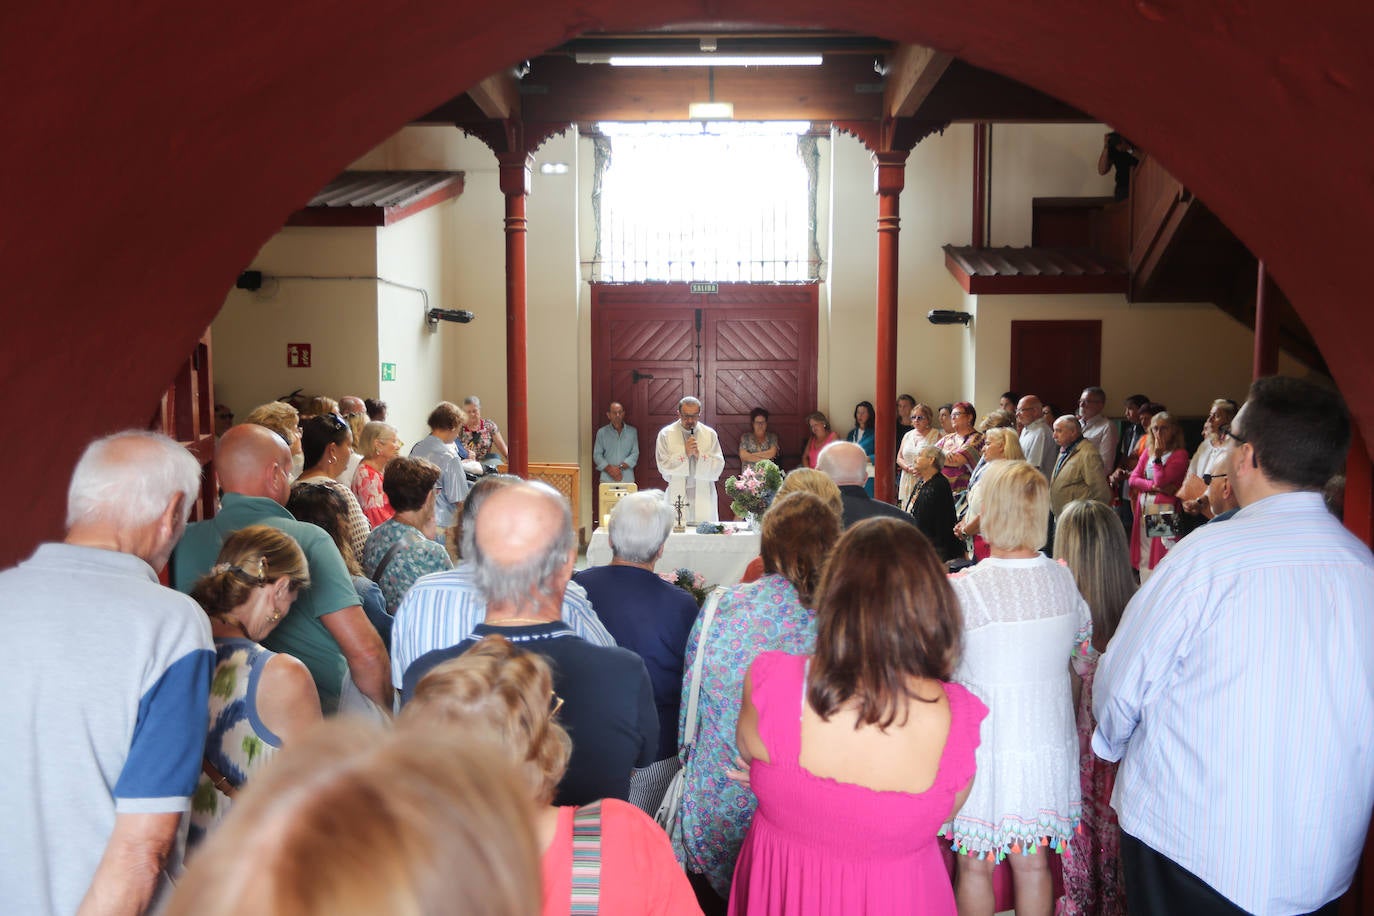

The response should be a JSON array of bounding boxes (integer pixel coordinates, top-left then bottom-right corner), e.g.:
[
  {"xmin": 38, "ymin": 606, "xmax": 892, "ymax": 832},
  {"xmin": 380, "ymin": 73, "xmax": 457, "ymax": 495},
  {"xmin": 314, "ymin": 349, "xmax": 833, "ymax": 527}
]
[{"xmin": 1, "ymin": 0, "xmax": 1370, "ymax": 565}]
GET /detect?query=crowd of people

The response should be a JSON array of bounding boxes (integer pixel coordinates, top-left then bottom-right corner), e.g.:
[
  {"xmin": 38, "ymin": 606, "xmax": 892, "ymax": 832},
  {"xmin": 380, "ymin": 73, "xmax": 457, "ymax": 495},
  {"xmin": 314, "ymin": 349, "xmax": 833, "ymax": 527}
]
[{"xmin": 3, "ymin": 376, "xmax": 1371, "ymax": 916}]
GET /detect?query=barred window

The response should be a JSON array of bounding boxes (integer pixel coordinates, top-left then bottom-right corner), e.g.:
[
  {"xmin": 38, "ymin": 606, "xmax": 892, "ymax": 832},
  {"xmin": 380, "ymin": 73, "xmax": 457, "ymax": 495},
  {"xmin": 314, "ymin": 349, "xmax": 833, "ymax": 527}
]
[{"xmin": 591, "ymin": 121, "xmax": 820, "ymax": 282}]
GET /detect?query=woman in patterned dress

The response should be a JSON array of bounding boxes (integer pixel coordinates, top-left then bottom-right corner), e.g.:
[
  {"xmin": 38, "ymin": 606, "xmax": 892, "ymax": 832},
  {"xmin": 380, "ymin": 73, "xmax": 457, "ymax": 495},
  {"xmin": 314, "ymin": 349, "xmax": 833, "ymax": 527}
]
[
  {"xmin": 672, "ymin": 491, "xmax": 841, "ymax": 907},
  {"xmin": 738, "ymin": 407, "xmax": 780, "ymax": 468},
  {"xmin": 362, "ymin": 457, "xmax": 453, "ymax": 614},
  {"xmin": 461, "ymin": 395, "xmax": 511, "ymax": 473},
  {"xmin": 187, "ymin": 526, "xmax": 322, "ymax": 847},
  {"xmin": 1053, "ymin": 500, "xmax": 1135, "ymax": 916}
]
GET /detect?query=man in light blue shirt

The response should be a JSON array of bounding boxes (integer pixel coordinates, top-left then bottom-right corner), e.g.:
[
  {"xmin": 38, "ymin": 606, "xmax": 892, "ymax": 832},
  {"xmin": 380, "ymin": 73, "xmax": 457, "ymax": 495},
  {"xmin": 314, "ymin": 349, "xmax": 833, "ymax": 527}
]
[
  {"xmin": 1094, "ymin": 376, "xmax": 1374, "ymax": 916},
  {"xmin": 390, "ymin": 474, "xmax": 614, "ymax": 689},
  {"xmin": 593, "ymin": 401, "xmax": 638, "ymax": 483}
]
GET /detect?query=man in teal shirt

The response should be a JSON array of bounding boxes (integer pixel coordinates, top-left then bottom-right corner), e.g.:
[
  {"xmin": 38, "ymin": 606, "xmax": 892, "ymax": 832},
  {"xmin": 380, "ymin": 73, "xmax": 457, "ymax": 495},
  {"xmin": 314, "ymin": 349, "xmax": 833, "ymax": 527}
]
[
  {"xmin": 593, "ymin": 401, "xmax": 638, "ymax": 483},
  {"xmin": 172, "ymin": 424, "xmax": 391, "ymax": 714}
]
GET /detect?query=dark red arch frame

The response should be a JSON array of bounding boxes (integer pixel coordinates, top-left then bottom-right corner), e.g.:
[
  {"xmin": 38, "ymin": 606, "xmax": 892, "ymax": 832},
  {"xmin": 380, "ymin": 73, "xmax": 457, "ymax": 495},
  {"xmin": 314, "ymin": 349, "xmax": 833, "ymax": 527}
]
[{"xmin": 1, "ymin": 0, "xmax": 1371, "ymax": 565}]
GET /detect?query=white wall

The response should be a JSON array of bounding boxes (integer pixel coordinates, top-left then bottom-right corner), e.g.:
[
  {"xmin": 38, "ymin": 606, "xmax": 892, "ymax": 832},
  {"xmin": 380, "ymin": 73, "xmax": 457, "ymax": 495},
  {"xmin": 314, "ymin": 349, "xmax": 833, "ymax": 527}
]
[
  {"xmin": 375, "ymin": 202, "xmax": 450, "ymax": 444},
  {"xmin": 989, "ymin": 123, "xmax": 1115, "ymax": 246},
  {"xmin": 970, "ymin": 293, "xmax": 1276, "ymax": 416},
  {"xmin": 212, "ymin": 227, "xmax": 379, "ymax": 420}
]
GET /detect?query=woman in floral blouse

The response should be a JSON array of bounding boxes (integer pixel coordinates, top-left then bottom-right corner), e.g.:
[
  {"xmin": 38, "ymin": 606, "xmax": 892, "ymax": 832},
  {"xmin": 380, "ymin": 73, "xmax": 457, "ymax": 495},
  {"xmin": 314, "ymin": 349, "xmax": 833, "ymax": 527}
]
[
  {"xmin": 461, "ymin": 395, "xmax": 510, "ymax": 473},
  {"xmin": 350, "ymin": 421, "xmax": 402, "ymax": 527},
  {"xmin": 672, "ymin": 491, "xmax": 841, "ymax": 906}
]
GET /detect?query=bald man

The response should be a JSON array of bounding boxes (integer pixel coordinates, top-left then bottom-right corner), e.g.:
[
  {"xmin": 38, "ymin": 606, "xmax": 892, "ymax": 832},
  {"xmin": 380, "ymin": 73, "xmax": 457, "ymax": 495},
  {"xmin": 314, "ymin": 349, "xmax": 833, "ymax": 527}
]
[
  {"xmin": 1017, "ymin": 395, "xmax": 1057, "ymax": 479},
  {"xmin": 402, "ymin": 481, "xmax": 657, "ymax": 807},
  {"xmin": 172, "ymin": 424, "xmax": 391, "ymax": 714},
  {"xmin": 818, "ymin": 440, "xmax": 917, "ymax": 529}
]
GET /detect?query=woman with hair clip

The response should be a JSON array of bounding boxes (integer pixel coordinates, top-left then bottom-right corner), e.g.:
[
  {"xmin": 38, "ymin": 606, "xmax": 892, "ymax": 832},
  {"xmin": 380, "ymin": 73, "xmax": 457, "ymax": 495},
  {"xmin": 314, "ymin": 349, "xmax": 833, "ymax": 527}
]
[
  {"xmin": 187, "ymin": 525, "xmax": 322, "ymax": 846},
  {"xmin": 1053, "ymin": 500, "xmax": 1136, "ymax": 916},
  {"xmin": 401, "ymin": 636, "xmax": 699, "ymax": 916},
  {"xmin": 730, "ymin": 518, "xmax": 988, "ymax": 914},
  {"xmin": 295, "ymin": 413, "xmax": 370, "ymax": 566}
]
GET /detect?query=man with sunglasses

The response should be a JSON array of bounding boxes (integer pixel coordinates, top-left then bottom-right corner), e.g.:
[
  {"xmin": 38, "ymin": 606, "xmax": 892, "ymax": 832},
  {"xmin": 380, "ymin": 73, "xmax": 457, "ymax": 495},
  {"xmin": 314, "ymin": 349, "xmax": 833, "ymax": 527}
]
[{"xmin": 1094, "ymin": 376, "xmax": 1374, "ymax": 916}]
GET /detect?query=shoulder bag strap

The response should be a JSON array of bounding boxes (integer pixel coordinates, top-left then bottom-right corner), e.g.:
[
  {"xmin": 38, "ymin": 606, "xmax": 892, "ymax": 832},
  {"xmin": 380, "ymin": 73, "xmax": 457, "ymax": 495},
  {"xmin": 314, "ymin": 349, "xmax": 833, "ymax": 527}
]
[
  {"xmin": 570, "ymin": 800, "xmax": 604, "ymax": 914},
  {"xmin": 681, "ymin": 587, "xmax": 725, "ymax": 752},
  {"xmin": 371, "ymin": 527, "xmax": 424, "ymax": 584}
]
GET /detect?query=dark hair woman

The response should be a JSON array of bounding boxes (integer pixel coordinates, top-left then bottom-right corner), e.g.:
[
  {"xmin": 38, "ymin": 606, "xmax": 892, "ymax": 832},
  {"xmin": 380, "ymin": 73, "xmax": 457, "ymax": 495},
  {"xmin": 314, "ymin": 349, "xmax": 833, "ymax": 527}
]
[
  {"xmin": 295, "ymin": 414, "xmax": 370, "ymax": 567},
  {"xmin": 846, "ymin": 400, "xmax": 877, "ymax": 495}
]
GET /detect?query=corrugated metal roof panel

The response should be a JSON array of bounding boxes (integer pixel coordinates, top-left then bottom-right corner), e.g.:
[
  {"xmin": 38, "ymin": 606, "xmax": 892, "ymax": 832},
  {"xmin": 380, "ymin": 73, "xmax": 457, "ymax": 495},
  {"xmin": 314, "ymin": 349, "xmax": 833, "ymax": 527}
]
[
  {"xmin": 287, "ymin": 171, "xmax": 465, "ymax": 227},
  {"xmin": 942, "ymin": 245, "xmax": 1127, "ymax": 295}
]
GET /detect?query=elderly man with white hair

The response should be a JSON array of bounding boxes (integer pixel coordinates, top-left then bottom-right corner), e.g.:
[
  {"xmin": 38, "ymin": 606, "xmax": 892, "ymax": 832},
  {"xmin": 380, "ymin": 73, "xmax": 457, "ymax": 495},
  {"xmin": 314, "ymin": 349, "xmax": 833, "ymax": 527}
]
[
  {"xmin": 402, "ymin": 480, "xmax": 658, "ymax": 807},
  {"xmin": 0, "ymin": 431, "xmax": 214, "ymax": 915},
  {"xmin": 573, "ymin": 490, "xmax": 700, "ymax": 813},
  {"xmin": 817, "ymin": 439, "xmax": 917, "ymax": 529}
]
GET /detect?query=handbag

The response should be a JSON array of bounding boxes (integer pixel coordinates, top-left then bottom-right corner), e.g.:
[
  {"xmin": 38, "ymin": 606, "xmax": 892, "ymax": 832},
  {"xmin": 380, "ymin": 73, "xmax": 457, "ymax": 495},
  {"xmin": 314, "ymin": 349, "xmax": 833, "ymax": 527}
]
[{"xmin": 654, "ymin": 587, "xmax": 725, "ymax": 837}]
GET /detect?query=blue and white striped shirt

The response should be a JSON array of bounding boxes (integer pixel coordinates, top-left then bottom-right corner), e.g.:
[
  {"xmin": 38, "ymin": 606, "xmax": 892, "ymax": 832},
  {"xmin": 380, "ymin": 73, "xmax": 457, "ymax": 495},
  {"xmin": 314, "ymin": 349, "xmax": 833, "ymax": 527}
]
[
  {"xmin": 1093, "ymin": 491, "xmax": 1374, "ymax": 914},
  {"xmin": 390, "ymin": 562, "xmax": 615, "ymax": 688}
]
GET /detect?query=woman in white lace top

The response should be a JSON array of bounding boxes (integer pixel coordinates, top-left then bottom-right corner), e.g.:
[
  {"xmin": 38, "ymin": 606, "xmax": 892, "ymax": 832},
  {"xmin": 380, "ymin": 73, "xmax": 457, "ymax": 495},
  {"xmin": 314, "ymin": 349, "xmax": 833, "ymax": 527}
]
[{"xmin": 942, "ymin": 459, "xmax": 1092, "ymax": 916}]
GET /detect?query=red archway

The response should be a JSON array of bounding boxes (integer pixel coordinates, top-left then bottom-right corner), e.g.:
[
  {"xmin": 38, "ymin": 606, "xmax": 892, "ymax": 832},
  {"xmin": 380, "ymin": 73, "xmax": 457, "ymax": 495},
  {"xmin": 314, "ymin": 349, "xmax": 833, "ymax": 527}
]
[{"xmin": 2, "ymin": 0, "xmax": 1371, "ymax": 566}]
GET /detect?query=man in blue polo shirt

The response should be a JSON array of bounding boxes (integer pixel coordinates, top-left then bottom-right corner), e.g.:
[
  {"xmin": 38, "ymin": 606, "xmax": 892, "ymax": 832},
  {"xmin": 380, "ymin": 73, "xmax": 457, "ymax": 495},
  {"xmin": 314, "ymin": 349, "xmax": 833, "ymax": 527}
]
[{"xmin": 0, "ymin": 431, "xmax": 214, "ymax": 914}]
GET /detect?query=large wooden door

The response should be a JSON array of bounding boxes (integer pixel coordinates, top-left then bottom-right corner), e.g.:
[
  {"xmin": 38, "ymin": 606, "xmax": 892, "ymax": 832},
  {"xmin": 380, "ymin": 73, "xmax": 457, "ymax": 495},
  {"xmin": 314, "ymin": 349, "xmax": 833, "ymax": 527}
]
[
  {"xmin": 592, "ymin": 283, "xmax": 819, "ymax": 521},
  {"xmin": 1009, "ymin": 320, "xmax": 1103, "ymax": 417}
]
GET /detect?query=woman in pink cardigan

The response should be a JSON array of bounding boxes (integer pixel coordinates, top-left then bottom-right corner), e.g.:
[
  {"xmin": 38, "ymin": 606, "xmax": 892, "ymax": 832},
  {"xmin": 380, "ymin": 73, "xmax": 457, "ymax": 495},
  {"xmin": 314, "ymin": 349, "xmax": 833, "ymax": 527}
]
[{"xmin": 1128, "ymin": 412, "xmax": 1189, "ymax": 583}]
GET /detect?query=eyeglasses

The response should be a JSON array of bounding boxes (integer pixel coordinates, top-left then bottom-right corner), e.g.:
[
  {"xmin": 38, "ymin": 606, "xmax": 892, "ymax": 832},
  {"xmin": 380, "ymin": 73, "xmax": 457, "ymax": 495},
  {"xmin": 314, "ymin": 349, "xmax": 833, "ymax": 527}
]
[
  {"xmin": 549, "ymin": 692, "xmax": 564, "ymax": 718},
  {"xmin": 1222, "ymin": 425, "xmax": 1246, "ymax": 444},
  {"xmin": 1202, "ymin": 472, "xmax": 1227, "ymax": 485}
]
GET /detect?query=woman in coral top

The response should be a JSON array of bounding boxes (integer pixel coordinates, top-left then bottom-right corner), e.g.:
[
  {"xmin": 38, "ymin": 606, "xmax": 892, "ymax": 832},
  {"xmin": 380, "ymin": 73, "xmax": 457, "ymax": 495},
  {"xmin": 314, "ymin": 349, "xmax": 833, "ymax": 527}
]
[
  {"xmin": 801, "ymin": 411, "xmax": 838, "ymax": 469},
  {"xmin": 401, "ymin": 636, "xmax": 700, "ymax": 916},
  {"xmin": 350, "ymin": 421, "xmax": 402, "ymax": 527}
]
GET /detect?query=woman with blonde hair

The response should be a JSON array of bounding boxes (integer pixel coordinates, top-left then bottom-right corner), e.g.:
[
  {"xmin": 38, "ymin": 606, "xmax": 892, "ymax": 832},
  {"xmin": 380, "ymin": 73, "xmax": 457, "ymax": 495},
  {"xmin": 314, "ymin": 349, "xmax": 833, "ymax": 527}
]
[
  {"xmin": 739, "ymin": 468, "xmax": 843, "ymax": 584},
  {"xmin": 168, "ymin": 719, "xmax": 540, "ymax": 916},
  {"xmin": 1053, "ymin": 500, "xmax": 1135, "ymax": 916},
  {"xmin": 351, "ymin": 421, "xmax": 403, "ymax": 527},
  {"xmin": 187, "ymin": 525, "xmax": 321, "ymax": 846},
  {"xmin": 401, "ymin": 637, "xmax": 697, "ymax": 915},
  {"xmin": 244, "ymin": 400, "xmax": 304, "ymax": 480},
  {"xmin": 1127, "ymin": 411, "xmax": 1188, "ymax": 582},
  {"xmin": 944, "ymin": 460, "xmax": 1091, "ymax": 916},
  {"xmin": 955, "ymin": 427, "xmax": 1025, "ymax": 560}
]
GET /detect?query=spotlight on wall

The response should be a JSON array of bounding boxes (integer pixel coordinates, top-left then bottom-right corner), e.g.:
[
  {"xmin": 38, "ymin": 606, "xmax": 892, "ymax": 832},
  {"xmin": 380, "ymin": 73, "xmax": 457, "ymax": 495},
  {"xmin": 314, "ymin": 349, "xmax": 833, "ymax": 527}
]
[
  {"xmin": 928, "ymin": 309, "xmax": 973, "ymax": 326},
  {"xmin": 426, "ymin": 308, "xmax": 476, "ymax": 330}
]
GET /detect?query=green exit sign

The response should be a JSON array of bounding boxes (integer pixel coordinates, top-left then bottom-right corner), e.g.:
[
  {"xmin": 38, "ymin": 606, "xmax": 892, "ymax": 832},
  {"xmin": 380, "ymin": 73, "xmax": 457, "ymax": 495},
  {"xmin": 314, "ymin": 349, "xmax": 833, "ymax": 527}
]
[
  {"xmin": 381, "ymin": 362, "xmax": 397, "ymax": 381},
  {"xmin": 689, "ymin": 282, "xmax": 718, "ymax": 295}
]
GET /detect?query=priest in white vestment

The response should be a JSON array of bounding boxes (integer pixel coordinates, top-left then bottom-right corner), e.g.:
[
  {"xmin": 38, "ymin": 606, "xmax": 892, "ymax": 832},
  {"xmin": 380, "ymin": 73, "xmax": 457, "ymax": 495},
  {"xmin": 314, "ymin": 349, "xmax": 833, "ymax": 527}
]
[{"xmin": 655, "ymin": 396, "xmax": 725, "ymax": 524}]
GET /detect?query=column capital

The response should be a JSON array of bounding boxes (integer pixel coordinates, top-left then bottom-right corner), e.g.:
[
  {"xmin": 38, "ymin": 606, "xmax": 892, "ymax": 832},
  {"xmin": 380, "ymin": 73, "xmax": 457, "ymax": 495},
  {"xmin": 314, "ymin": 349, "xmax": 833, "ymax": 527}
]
[
  {"xmin": 872, "ymin": 150, "xmax": 908, "ymax": 196},
  {"xmin": 497, "ymin": 152, "xmax": 533, "ymax": 197}
]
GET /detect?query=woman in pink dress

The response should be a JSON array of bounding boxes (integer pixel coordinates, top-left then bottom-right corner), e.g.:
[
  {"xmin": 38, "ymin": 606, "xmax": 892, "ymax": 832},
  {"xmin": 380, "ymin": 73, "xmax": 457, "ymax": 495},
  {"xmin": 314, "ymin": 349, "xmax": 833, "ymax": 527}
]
[{"xmin": 730, "ymin": 517, "xmax": 988, "ymax": 915}]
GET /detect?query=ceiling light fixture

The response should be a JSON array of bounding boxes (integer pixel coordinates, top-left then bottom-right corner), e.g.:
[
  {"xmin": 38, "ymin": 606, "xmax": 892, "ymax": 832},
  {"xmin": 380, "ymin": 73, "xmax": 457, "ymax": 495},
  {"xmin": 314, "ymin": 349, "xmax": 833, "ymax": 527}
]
[
  {"xmin": 688, "ymin": 102, "xmax": 735, "ymax": 120},
  {"xmin": 574, "ymin": 53, "xmax": 823, "ymax": 67}
]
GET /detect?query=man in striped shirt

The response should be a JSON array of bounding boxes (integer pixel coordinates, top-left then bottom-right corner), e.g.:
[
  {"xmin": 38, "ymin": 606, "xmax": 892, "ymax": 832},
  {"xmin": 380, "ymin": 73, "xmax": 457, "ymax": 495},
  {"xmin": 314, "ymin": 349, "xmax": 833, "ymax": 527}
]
[
  {"xmin": 390, "ymin": 474, "xmax": 614, "ymax": 690},
  {"xmin": 1094, "ymin": 376, "xmax": 1374, "ymax": 915}
]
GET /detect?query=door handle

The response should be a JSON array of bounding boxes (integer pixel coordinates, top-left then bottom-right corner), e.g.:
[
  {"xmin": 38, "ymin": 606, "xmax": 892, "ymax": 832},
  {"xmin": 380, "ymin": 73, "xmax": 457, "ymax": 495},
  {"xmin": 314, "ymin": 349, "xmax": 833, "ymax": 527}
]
[{"xmin": 632, "ymin": 369, "xmax": 655, "ymax": 383}]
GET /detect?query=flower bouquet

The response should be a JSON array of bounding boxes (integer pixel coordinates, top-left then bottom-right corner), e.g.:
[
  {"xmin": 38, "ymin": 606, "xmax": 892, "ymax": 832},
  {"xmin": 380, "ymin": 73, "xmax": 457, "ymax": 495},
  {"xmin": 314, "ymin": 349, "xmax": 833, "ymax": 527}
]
[
  {"xmin": 725, "ymin": 459, "xmax": 782, "ymax": 521},
  {"xmin": 660, "ymin": 567, "xmax": 712, "ymax": 607}
]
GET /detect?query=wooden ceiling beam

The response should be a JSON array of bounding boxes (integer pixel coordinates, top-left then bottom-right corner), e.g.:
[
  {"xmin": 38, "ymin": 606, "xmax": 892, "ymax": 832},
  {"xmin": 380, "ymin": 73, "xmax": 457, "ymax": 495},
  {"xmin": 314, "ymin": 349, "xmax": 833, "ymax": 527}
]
[
  {"xmin": 883, "ymin": 44, "xmax": 953, "ymax": 119},
  {"xmin": 467, "ymin": 72, "xmax": 520, "ymax": 120}
]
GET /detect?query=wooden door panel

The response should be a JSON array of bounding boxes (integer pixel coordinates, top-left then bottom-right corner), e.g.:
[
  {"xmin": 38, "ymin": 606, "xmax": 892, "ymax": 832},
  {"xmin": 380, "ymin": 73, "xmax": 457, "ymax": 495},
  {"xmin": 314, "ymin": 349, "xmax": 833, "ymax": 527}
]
[
  {"xmin": 592, "ymin": 283, "xmax": 819, "ymax": 522},
  {"xmin": 1009, "ymin": 320, "xmax": 1102, "ymax": 416},
  {"xmin": 608, "ymin": 315, "xmax": 696, "ymax": 361}
]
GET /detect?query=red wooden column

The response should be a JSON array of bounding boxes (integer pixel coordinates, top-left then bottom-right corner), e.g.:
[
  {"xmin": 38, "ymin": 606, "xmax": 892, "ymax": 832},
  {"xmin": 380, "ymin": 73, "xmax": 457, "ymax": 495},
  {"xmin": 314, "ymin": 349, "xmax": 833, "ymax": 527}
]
[
  {"xmin": 874, "ymin": 150, "xmax": 909, "ymax": 504},
  {"xmin": 499, "ymin": 151, "xmax": 532, "ymax": 478},
  {"xmin": 1253, "ymin": 260, "xmax": 1279, "ymax": 379}
]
